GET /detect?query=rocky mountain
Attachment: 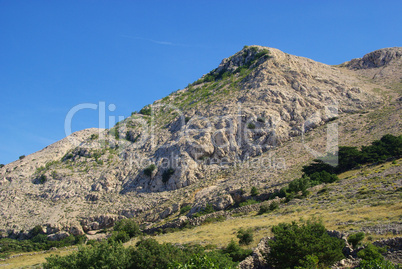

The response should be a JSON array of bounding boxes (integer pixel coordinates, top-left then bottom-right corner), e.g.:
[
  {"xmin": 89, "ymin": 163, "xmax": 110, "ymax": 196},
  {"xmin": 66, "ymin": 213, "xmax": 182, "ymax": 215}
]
[{"xmin": 0, "ymin": 45, "xmax": 401, "ymax": 238}]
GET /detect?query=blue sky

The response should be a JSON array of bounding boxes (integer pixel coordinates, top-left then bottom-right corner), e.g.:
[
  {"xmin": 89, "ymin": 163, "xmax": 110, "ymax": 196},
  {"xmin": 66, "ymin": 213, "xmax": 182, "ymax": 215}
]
[{"xmin": 0, "ymin": 0, "xmax": 401, "ymax": 165}]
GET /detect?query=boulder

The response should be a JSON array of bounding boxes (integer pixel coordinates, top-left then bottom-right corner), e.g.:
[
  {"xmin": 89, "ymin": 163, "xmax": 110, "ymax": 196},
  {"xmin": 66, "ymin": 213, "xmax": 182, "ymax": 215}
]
[{"xmin": 47, "ymin": 231, "xmax": 70, "ymax": 241}]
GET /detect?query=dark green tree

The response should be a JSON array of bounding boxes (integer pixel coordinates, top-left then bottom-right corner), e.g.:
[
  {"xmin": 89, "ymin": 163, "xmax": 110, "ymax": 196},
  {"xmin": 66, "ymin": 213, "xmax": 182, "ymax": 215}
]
[
  {"xmin": 113, "ymin": 218, "xmax": 141, "ymax": 238},
  {"xmin": 268, "ymin": 219, "xmax": 345, "ymax": 268}
]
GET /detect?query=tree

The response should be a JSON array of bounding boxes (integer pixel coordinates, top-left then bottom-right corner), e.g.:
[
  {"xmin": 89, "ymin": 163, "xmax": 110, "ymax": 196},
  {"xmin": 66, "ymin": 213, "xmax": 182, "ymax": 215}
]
[
  {"xmin": 113, "ymin": 218, "xmax": 141, "ymax": 238},
  {"xmin": 267, "ymin": 219, "xmax": 345, "ymax": 268}
]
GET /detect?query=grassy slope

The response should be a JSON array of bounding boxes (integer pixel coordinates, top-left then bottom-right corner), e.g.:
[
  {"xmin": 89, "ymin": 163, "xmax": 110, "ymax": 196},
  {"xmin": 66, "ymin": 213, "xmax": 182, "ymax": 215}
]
[{"xmin": 151, "ymin": 158, "xmax": 401, "ymax": 248}]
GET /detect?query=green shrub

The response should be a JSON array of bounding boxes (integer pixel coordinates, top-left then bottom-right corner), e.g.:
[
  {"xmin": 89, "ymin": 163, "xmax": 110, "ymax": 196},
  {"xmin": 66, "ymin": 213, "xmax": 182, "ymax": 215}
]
[
  {"xmin": 0, "ymin": 233, "xmax": 86, "ymax": 259},
  {"xmin": 180, "ymin": 205, "xmax": 192, "ymax": 215},
  {"xmin": 44, "ymin": 240, "xmax": 130, "ymax": 269},
  {"xmin": 90, "ymin": 134, "xmax": 99, "ymax": 140},
  {"xmin": 295, "ymin": 254, "xmax": 319, "ymax": 269},
  {"xmin": 31, "ymin": 234, "xmax": 48, "ymax": 244},
  {"xmin": 0, "ymin": 164, "xmax": 4, "ymax": 168},
  {"xmin": 43, "ymin": 238, "xmax": 238, "ymax": 269},
  {"xmin": 19, "ymin": 155, "xmax": 25, "ymax": 160},
  {"xmin": 174, "ymin": 252, "xmax": 237, "ymax": 269},
  {"xmin": 30, "ymin": 225, "xmax": 43, "ymax": 236},
  {"xmin": 288, "ymin": 176, "xmax": 310, "ymax": 196},
  {"xmin": 348, "ymin": 232, "xmax": 365, "ymax": 248},
  {"xmin": 357, "ymin": 258, "xmax": 401, "ymax": 269},
  {"xmin": 250, "ymin": 186, "xmax": 259, "ymax": 196},
  {"xmin": 357, "ymin": 243, "xmax": 386, "ymax": 261},
  {"xmin": 309, "ymin": 171, "xmax": 339, "ymax": 184},
  {"xmin": 238, "ymin": 199, "xmax": 258, "ymax": 207},
  {"xmin": 257, "ymin": 117, "xmax": 265, "ymax": 123},
  {"xmin": 130, "ymin": 238, "xmax": 192, "ymax": 269},
  {"xmin": 144, "ymin": 164, "xmax": 156, "ymax": 176},
  {"xmin": 267, "ymin": 219, "xmax": 345, "ymax": 268},
  {"xmin": 237, "ymin": 228, "xmax": 253, "ymax": 246},
  {"xmin": 221, "ymin": 239, "xmax": 253, "ymax": 262},
  {"xmin": 113, "ymin": 218, "xmax": 141, "ymax": 238},
  {"xmin": 269, "ymin": 201, "xmax": 279, "ymax": 211},
  {"xmin": 38, "ymin": 174, "xmax": 47, "ymax": 184},
  {"xmin": 162, "ymin": 168, "xmax": 175, "ymax": 183},
  {"xmin": 108, "ymin": 231, "xmax": 130, "ymax": 243},
  {"xmin": 193, "ymin": 203, "xmax": 215, "ymax": 218},
  {"xmin": 247, "ymin": 123, "xmax": 255, "ymax": 129},
  {"xmin": 126, "ymin": 132, "xmax": 140, "ymax": 143},
  {"xmin": 139, "ymin": 105, "xmax": 152, "ymax": 115},
  {"xmin": 258, "ymin": 204, "xmax": 270, "ymax": 215}
]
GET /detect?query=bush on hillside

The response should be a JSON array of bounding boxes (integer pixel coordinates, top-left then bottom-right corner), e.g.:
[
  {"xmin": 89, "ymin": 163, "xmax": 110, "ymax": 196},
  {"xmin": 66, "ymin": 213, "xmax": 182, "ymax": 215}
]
[
  {"xmin": 250, "ymin": 186, "xmax": 259, "ymax": 196},
  {"xmin": 44, "ymin": 240, "xmax": 130, "ymax": 269},
  {"xmin": 221, "ymin": 239, "xmax": 253, "ymax": 262},
  {"xmin": 162, "ymin": 168, "xmax": 175, "ymax": 183},
  {"xmin": 267, "ymin": 219, "xmax": 345, "ymax": 268},
  {"xmin": 357, "ymin": 243, "xmax": 386, "ymax": 261},
  {"xmin": 357, "ymin": 258, "xmax": 401, "ymax": 269},
  {"xmin": 192, "ymin": 203, "xmax": 215, "ymax": 218},
  {"xmin": 237, "ymin": 228, "xmax": 253, "ymax": 246},
  {"xmin": 113, "ymin": 218, "xmax": 141, "ymax": 238},
  {"xmin": 348, "ymin": 232, "xmax": 365, "ymax": 249},
  {"xmin": 143, "ymin": 164, "xmax": 156, "ymax": 176}
]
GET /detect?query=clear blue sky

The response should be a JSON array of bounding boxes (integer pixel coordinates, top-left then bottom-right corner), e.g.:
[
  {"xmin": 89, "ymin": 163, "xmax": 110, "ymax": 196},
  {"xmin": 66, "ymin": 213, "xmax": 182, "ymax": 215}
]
[{"xmin": 0, "ymin": 0, "xmax": 401, "ymax": 165}]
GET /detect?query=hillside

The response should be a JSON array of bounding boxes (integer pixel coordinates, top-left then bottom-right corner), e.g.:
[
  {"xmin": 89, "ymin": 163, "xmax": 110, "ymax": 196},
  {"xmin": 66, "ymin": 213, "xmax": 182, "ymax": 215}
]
[{"xmin": 0, "ymin": 45, "xmax": 401, "ymax": 241}]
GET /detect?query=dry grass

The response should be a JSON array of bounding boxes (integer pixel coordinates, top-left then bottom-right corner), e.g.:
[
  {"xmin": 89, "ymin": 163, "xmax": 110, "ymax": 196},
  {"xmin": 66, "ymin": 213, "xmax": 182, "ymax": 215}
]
[{"xmin": 151, "ymin": 202, "xmax": 402, "ymax": 248}]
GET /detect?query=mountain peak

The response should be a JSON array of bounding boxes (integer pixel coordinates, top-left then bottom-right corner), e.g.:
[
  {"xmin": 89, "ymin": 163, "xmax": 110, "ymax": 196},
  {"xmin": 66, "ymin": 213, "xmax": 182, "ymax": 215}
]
[{"xmin": 342, "ymin": 47, "xmax": 402, "ymax": 70}]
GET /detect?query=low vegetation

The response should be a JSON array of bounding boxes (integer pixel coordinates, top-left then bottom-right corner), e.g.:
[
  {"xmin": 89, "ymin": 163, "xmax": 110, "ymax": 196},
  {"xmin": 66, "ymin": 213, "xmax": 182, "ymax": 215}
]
[
  {"xmin": 44, "ymin": 238, "xmax": 238, "ymax": 269},
  {"xmin": 143, "ymin": 164, "xmax": 156, "ymax": 176},
  {"xmin": 192, "ymin": 203, "xmax": 215, "ymax": 218},
  {"xmin": 0, "ymin": 233, "xmax": 86, "ymax": 259}
]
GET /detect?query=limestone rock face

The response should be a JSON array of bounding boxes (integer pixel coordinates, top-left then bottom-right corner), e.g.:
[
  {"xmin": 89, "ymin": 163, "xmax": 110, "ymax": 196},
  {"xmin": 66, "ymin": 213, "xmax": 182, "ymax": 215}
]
[{"xmin": 47, "ymin": 231, "xmax": 70, "ymax": 241}]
